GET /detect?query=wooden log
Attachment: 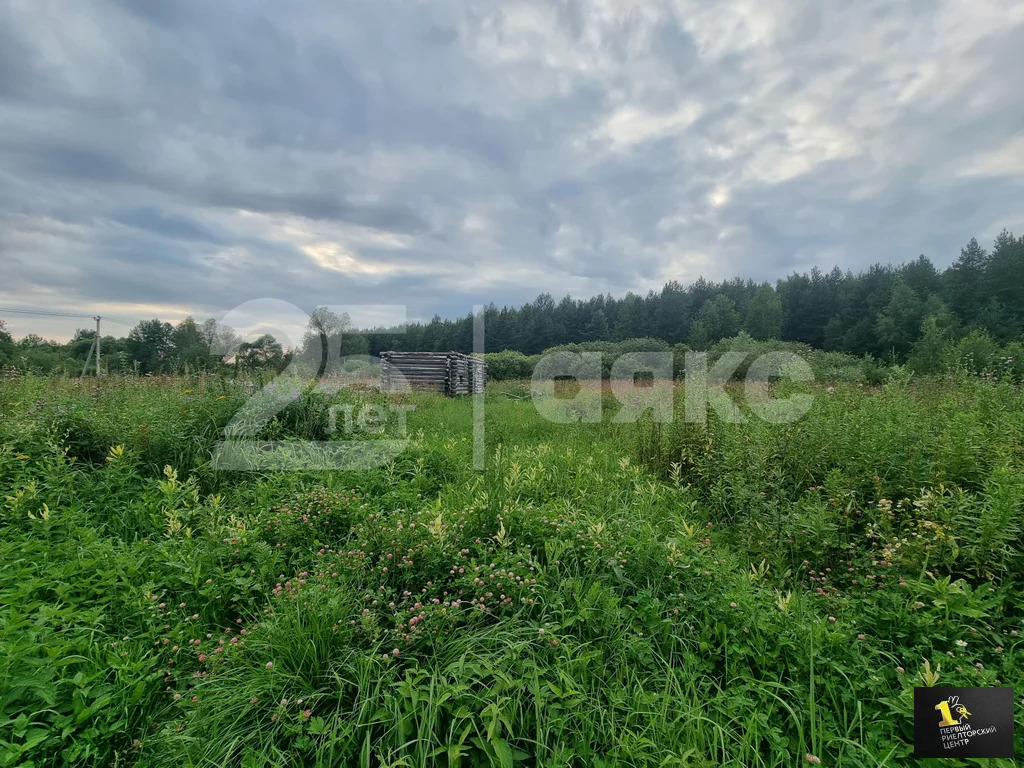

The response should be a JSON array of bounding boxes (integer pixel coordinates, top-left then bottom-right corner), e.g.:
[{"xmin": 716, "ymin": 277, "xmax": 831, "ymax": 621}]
[{"xmin": 379, "ymin": 351, "xmax": 484, "ymax": 396}]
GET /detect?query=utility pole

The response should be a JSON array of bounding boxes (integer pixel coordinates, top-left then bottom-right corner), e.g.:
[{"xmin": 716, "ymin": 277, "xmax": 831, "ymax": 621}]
[{"xmin": 81, "ymin": 316, "xmax": 102, "ymax": 376}]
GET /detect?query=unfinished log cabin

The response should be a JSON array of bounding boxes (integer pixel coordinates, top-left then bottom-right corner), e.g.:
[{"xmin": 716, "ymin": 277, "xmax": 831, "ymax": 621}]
[{"xmin": 380, "ymin": 351, "xmax": 486, "ymax": 396}]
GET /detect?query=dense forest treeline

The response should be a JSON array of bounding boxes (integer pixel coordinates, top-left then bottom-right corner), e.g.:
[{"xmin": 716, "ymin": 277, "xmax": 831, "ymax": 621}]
[
  {"xmin": 2, "ymin": 232, "xmax": 1022, "ymax": 377},
  {"xmin": 379, "ymin": 231, "xmax": 1023, "ymax": 356}
]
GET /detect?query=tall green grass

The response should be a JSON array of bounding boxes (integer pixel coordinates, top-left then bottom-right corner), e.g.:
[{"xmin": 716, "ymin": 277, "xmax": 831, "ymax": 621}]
[{"xmin": 0, "ymin": 373, "xmax": 1021, "ymax": 766}]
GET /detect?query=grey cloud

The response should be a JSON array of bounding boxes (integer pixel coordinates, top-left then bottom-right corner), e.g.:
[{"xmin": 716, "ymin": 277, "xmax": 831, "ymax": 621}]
[
  {"xmin": 112, "ymin": 207, "xmax": 221, "ymax": 243},
  {"xmin": 23, "ymin": 144, "xmax": 145, "ymax": 185},
  {"xmin": 199, "ymin": 188, "xmax": 429, "ymax": 234},
  {"xmin": 1, "ymin": 0, "xmax": 1023, "ymax": 340}
]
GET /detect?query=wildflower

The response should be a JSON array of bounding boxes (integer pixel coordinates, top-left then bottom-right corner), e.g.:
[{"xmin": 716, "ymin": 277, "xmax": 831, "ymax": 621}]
[
  {"xmin": 896, "ymin": 666, "xmax": 905, "ymax": 674},
  {"xmin": 857, "ymin": 634, "xmax": 866, "ymax": 641},
  {"xmin": 303, "ymin": 709, "xmax": 311, "ymax": 718},
  {"xmin": 281, "ymin": 699, "xmax": 288, "ymax": 707},
  {"xmin": 265, "ymin": 661, "xmax": 274, "ymax": 669},
  {"xmin": 955, "ymin": 639, "xmax": 967, "ymax": 648},
  {"xmin": 391, "ymin": 648, "xmax": 399, "ymax": 657},
  {"xmin": 806, "ymin": 755, "xmax": 821, "ymax": 765},
  {"xmin": 250, "ymin": 697, "xmax": 258, "ymax": 705},
  {"xmin": 729, "ymin": 602, "xmax": 738, "ymax": 609}
]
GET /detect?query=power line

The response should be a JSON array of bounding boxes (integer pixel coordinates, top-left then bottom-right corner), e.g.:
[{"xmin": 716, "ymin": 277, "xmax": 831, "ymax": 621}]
[
  {"xmin": 0, "ymin": 307, "xmax": 97, "ymax": 319},
  {"xmin": 0, "ymin": 306, "xmax": 136, "ymax": 326},
  {"xmin": 0, "ymin": 307, "xmax": 141, "ymax": 376}
]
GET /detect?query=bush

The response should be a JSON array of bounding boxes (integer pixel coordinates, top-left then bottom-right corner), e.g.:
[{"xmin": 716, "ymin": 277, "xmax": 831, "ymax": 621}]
[
  {"xmin": 483, "ymin": 350, "xmax": 539, "ymax": 380},
  {"xmin": 703, "ymin": 333, "xmax": 874, "ymax": 383},
  {"xmin": 953, "ymin": 328, "xmax": 1000, "ymax": 376}
]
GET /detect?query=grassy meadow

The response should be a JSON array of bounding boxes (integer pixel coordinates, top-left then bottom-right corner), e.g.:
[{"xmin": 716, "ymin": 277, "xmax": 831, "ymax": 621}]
[{"xmin": 1, "ymin": 371, "xmax": 1022, "ymax": 766}]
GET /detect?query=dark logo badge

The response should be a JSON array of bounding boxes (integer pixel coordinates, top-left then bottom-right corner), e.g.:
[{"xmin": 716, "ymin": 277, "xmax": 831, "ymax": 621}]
[{"xmin": 914, "ymin": 687, "xmax": 1015, "ymax": 758}]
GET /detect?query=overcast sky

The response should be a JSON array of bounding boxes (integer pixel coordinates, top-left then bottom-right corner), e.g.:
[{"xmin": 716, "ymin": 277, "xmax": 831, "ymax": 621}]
[{"xmin": 1, "ymin": 0, "xmax": 1023, "ymax": 341}]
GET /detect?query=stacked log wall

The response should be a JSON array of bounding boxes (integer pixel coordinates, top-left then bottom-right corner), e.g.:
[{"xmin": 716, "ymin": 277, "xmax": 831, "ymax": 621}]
[{"xmin": 380, "ymin": 351, "xmax": 487, "ymax": 396}]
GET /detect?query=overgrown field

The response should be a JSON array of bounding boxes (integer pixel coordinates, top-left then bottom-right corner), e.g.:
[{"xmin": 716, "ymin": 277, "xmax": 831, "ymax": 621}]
[{"xmin": 1, "ymin": 372, "xmax": 1021, "ymax": 766}]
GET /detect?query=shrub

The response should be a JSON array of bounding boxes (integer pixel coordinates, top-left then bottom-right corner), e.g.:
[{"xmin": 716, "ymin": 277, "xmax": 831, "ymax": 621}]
[
  {"xmin": 483, "ymin": 350, "xmax": 539, "ymax": 380},
  {"xmin": 953, "ymin": 328, "xmax": 1000, "ymax": 376}
]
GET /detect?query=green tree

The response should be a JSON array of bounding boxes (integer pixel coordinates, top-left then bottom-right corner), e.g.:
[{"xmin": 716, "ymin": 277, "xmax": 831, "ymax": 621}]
[
  {"xmin": 974, "ymin": 298, "xmax": 1020, "ymax": 342},
  {"xmin": 201, "ymin": 318, "xmax": 242, "ymax": 365},
  {"xmin": 953, "ymin": 328, "xmax": 1000, "ymax": 375},
  {"xmin": 127, "ymin": 319, "xmax": 174, "ymax": 374},
  {"xmin": 299, "ymin": 308, "xmax": 354, "ymax": 372},
  {"xmin": 982, "ymin": 230, "xmax": 1024, "ymax": 331},
  {"xmin": 614, "ymin": 293, "xmax": 649, "ymax": 340},
  {"xmin": 944, "ymin": 237, "xmax": 988, "ymax": 323},
  {"xmin": 171, "ymin": 317, "xmax": 211, "ymax": 372},
  {"xmin": 522, "ymin": 294, "xmax": 558, "ymax": 354},
  {"xmin": 69, "ymin": 327, "xmax": 98, "ymax": 365},
  {"xmin": 237, "ymin": 334, "xmax": 284, "ymax": 371},
  {"xmin": 0, "ymin": 319, "xmax": 14, "ymax": 365},
  {"xmin": 16, "ymin": 333, "xmax": 46, "ymax": 349},
  {"xmin": 907, "ymin": 316, "xmax": 951, "ymax": 375},
  {"xmin": 777, "ymin": 266, "xmax": 838, "ymax": 347},
  {"xmin": 689, "ymin": 295, "xmax": 740, "ymax": 349},
  {"xmin": 583, "ymin": 309, "xmax": 610, "ymax": 341},
  {"xmin": 900, "ymin": 255, "xmax": 943, "ymax": 299},
  {"xmin": 656, "ymin": 282, "xmax": 688, "ymax": 342},
  {"xmin": 919, "ymin": 294, "xmax": 958, "ymax": 336},
  {"xmin": 744, "ymin": 284, "xmax": 783, "ymax": 340},
  {"xmin": 875, "ymin": 281, "xmax": 922, "ymax": 359}
]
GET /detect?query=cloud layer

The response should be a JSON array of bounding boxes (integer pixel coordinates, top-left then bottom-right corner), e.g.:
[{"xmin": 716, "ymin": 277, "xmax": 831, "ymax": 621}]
[{"xmin": 1, "ymin": 0, "xmax": 1022, "ymax": 339}]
